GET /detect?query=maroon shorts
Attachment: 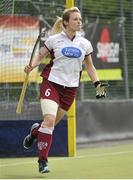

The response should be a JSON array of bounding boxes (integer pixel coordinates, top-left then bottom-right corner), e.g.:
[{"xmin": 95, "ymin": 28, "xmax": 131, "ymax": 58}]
[{"xmin": 40, "ymin": 79, "xmax": 77, "ymax": 111}]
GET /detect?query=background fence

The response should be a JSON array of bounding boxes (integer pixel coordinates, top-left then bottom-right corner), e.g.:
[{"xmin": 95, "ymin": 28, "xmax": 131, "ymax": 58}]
[
  {"xmin": 0, "ymin": 0, "xmax": 133, "ymax": 106},
  {"xmin": 0, "ymin": 0, "xmax": 133, "ymax": 142}
]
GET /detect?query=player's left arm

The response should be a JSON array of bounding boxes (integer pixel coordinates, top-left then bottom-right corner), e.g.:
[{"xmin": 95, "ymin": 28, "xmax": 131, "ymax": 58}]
[
  {"xmin": 84, "ymin": 54, "xmax": 99, "ymax": 83},
  {"xmin": 84, "ymin": 54, "xmax": 108, "ymax": 98}
]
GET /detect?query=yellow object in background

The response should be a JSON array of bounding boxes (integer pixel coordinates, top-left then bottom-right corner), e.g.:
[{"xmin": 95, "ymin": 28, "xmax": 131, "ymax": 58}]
[{"xmin": 66, "ymin": 0, "xmax": 76, "ymax": 157}]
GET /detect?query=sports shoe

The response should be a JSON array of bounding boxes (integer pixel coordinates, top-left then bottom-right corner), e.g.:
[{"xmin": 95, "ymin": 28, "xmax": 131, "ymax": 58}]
[
  {"xmin": 38, "ymin": 160, "xmax": 50, "ymax": 173},
  {"xmin": 23, "ymin": 123, "xmax": 39, "ymax": 149}
]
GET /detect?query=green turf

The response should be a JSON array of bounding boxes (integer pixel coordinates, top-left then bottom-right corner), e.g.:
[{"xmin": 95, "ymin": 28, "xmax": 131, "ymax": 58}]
[{"xmin": 0, "ymin": 143, "xmax": 133, "ymax": 179}]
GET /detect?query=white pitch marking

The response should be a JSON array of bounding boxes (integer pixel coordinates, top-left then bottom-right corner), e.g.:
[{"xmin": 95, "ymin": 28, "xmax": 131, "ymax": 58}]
[{"xmin": 0, "ymin": 150, "xmax": 133, "ymax": 167}]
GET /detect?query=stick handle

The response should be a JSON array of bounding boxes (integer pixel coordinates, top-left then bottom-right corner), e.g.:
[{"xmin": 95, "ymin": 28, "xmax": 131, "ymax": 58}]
[
  {"xmin": 16, "ymin": 34, "xmax": 41, "ymax": 114},
  {"xmin": 16, "ymin": 74, "xmax": 29, "ymax": 114}
]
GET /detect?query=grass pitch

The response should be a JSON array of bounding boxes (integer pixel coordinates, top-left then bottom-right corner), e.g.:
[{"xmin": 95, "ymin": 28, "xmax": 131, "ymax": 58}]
[{"xmin": 0, "ymin": 142, "xmax": 133, "ymax": 179}]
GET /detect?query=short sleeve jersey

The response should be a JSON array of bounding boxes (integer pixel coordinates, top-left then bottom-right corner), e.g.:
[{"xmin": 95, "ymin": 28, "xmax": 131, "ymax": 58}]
[{"xmin": 41, "ymin": 31, "xmax": 93, "ymax": 87}]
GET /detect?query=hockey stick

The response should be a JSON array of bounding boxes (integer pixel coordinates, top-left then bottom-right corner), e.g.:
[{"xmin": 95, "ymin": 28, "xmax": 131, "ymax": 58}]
[{"xmin": 16, "ymin": 34, "xmax": 41, "ymax": 114}]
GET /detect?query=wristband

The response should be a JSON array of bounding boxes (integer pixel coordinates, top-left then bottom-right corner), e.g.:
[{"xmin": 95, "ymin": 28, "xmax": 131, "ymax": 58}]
[{"xmin": 94, "ymin": 81, "xmax": 101, "ymax": 88}]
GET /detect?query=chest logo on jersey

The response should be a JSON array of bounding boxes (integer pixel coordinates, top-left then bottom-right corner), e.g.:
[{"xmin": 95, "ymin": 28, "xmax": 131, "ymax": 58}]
[{"xmin": 62, "ymin": 47, "xmax": 82, "ymax": 58}]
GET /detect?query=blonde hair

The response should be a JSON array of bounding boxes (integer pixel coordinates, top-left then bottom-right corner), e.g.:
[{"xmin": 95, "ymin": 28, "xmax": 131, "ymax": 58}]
[
  {"xmin": 63, "ymin": 7, "xmax": 80, "ymax": 15},
  {"xmin": 51, "ymin": 7, "xmax": 80, "ymax": 34},
  {"xmin": 51, "ymin": 16, "xmax": 63, "ymax": 35}
]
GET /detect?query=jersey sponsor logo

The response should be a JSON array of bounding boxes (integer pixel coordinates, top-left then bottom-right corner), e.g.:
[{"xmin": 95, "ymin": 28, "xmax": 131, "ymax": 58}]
[{"xmin": 62, "ymin": 47, "xmax": 82, "ymax": 58}]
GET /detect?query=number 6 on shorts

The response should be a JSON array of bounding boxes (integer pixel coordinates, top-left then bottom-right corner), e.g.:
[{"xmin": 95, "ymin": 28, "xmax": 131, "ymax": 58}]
[{"xmin": 45, "ymin": 89, "xmax": 51, "ymax": 97}]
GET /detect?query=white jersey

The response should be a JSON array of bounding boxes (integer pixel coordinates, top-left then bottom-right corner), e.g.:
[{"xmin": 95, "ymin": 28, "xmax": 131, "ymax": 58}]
[{"xmin": 41, "ymin": 31, "xmax": 93, "ymax": 87}]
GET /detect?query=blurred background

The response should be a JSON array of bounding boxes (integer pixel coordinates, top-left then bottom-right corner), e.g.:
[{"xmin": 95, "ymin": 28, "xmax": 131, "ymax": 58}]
[{"xmin": 0, "ymin": 0, "xmax": 133, "ymax": 157}]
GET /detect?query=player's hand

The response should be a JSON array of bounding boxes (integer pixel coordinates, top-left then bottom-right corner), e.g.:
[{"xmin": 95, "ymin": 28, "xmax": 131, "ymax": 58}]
[
  {"xmin": 24, "ymin": 65, "xmax": 33, "ymax": 74},
  {"xmin": 95, "ymin": 82, "xmax": 109, "ymax": 99}
]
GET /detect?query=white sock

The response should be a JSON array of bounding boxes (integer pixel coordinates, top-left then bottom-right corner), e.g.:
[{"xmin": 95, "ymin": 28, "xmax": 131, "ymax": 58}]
[{"xmin": 38, "ymin": 127, "xmax": 54, "ymax": 135}]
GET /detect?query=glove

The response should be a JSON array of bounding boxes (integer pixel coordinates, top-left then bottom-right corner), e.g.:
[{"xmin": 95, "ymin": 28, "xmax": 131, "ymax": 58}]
[{"xmin": 94, "ymin": 81, "xmax": 109, "ymax": 99}]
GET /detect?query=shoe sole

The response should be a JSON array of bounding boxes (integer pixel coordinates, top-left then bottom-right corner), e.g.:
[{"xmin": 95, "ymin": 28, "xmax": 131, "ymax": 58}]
[
  {"xmin": 23, "ymin": 135, "xmax": 35, "ymax": 149},
  {"xmin": 40, "ymin": 169, "xmax": 50, "ymax": 173},
  {"xmin": 23, "ymin": 123, "xmax": 39, "ymax": 149}
]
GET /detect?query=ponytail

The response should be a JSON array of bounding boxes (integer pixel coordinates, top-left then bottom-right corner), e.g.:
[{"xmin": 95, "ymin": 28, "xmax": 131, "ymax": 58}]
[{"xmin": 51, "ymin": 17, "xmax": 64, "ymax": 35}]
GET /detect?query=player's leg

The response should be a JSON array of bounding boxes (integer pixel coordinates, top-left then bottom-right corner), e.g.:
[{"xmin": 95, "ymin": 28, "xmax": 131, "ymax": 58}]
[
  {"xmin": 38, "ymin": 106, "xmax": 67, "ymax": 172},
  {"xmin": 23, "ymin": 79, "xmax": 59, "ymax": 173},
  {"xmin": 37, "ymin": 79, "xmax": 60, "ymax": 173},
  {"xmin": 55, "ymin": 107, "xmax": 67, "ymax": 126},
  {"xmin": 37, "ymin": 99, "xmax": 58, "ymax": 173}
]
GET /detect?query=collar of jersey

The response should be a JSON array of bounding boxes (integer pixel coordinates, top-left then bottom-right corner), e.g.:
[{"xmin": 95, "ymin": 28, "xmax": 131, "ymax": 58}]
[{"xmin": 61, "ymin": 31, "xmax": 79, "ymax": 40}]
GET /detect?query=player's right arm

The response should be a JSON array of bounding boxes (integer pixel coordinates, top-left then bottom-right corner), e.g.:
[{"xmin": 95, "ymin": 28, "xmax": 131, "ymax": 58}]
[{"xmin": 24, "ymin": 47, "xmax": 49, "ymax": 74}]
